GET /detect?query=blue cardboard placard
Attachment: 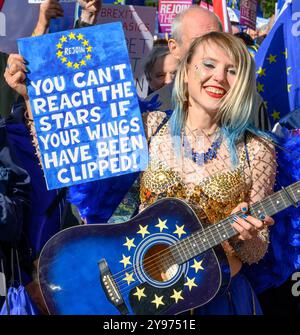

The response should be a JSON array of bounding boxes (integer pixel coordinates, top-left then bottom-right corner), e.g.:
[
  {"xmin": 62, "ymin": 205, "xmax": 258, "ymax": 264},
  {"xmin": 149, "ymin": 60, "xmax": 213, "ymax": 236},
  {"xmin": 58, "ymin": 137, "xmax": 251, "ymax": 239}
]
[{"xmin": 18, "ymin": 22, "xmax": 148, "ymax": 190}]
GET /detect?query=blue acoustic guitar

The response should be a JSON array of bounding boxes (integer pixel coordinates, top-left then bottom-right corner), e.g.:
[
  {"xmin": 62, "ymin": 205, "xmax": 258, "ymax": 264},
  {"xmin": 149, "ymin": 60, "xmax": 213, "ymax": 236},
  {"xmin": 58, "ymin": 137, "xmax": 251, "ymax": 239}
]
[{"xmin": 38, "ymin": 182, "xmax": 300, "ymax": 315}]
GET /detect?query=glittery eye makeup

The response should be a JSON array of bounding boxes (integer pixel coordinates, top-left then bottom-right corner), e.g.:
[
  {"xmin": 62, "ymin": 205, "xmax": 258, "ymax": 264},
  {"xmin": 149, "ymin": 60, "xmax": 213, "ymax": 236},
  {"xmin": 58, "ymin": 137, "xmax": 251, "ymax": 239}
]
[{"xmin": 194, "ymin": 64, "xmax": 204, "ymax": 81}]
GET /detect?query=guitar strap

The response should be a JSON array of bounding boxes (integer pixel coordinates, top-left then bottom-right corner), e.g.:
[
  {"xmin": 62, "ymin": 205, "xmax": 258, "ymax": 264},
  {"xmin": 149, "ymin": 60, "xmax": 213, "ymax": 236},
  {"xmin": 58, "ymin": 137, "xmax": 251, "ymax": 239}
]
[{"xmin": 108, "ymin": 114, "xmax": 170, "ymax": 223}]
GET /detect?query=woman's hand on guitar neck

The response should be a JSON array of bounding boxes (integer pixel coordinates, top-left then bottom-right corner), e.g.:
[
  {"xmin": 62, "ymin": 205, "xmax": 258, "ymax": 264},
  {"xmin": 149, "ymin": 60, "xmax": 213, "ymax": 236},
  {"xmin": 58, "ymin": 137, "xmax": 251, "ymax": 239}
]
[{"xmin": 230, "ymin": 202, "xmax": 274, "ymax": 241}]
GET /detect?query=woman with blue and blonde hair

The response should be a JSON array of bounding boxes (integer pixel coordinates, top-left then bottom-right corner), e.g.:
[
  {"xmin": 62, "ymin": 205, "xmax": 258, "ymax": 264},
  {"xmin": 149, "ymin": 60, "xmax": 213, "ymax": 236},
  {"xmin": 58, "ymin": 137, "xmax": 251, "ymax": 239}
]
[{"xmin": 140, "ymin": 32, "xmax": 277, "ymax": 314}]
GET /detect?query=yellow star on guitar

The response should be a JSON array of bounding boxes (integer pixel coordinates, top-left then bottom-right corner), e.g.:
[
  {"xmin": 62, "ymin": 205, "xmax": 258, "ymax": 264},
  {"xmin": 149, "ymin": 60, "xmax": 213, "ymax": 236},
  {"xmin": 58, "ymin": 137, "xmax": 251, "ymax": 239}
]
[
  {"xmin": 184, "ymin": 276, "xmax": 197, "ymax": 291},
  {"xmin": 191, "ymin": 259, "xmax": 204, "ymax": 273},
  {"xmin": 123, "ymin": 237, "xmax": 136, "ymax": 251},
  {"xmin": 173, "ymin": 225, "xmax": 186, "ymax": 238},
  {"xmin": 155, "ymin": 218, "xmax": 168, "ymax": 232},
  {"xmin": 133, "ymin": 287, "xmax": 146, "ymax": 301},
  {"xmin": 151, "ymin": 294, "xmax": 165, "ymax": 309},
  {"xmin": 123, "ymin": 272, "xmax": 135, "ymax": 285},
  {"xmin": 170, "ymin": 289, "xmax": 184, "ymax": 303},
  {"xmin": 119, "ymin": 254, "xmax": 131, "ymax": 268},
  {"xmin": 137, "ymin": 225, "xmax": 150, "ymax": 238}
]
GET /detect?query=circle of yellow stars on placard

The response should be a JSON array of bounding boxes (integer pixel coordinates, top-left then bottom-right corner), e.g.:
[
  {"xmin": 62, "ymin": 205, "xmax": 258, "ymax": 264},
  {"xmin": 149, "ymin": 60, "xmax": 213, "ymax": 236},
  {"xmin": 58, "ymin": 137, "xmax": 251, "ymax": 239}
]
[
  {"xmin": 56, "ymin": 32, "xmax": 93, "ymax": 70},
  {"xmin": 118, "ymin": 218, "xmax": 205, "ymax": 310}
]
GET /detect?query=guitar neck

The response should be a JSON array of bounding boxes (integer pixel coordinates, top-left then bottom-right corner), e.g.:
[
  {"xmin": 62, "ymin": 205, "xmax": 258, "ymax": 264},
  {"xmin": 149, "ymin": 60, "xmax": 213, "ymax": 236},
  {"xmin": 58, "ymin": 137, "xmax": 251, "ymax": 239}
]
[{"xmin": 171, "ymin": 181, "xmax": 300, "ymax": 264}]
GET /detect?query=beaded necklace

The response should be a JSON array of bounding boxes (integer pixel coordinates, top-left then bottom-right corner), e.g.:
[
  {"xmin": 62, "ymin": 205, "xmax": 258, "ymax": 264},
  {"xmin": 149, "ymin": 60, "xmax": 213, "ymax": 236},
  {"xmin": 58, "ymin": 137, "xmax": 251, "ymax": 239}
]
[{"xmin": 182, "ymin": 130, "xmax": 223, "ymax": 166}]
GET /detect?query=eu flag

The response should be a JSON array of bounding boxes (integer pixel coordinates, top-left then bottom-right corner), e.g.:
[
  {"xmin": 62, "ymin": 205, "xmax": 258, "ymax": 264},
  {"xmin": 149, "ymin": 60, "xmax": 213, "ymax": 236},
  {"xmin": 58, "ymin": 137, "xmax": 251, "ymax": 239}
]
[{"xmin": 254, "ymin": 0, "xmax": 300, "ymax": 129}]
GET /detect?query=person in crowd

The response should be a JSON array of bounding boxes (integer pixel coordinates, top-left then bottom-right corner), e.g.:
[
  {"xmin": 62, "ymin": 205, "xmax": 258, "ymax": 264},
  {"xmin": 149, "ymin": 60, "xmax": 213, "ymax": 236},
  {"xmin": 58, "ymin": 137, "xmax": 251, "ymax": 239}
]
[
  {"xmin": 1, "ymin": 0, "xmax": 101, "ymax": 313},
  {"xmin": 4, "ymin": 31, "xmax": 277, "ymax": 315},
  {"xmin": 0, "ymin": 116, "xmax": 30, "ymax": 308},
  {"xmin": 144, "ymin": 46, "xmax": 179, "ymax": 94},
  {"xmin": 234, "ymin": 31, "xmax": 258, "ymax": 57},
  {"xmin": 0, "ymin": 52, "xmax": 18, "ymax": 119},
  {"xmin": 143, "ymin": 6, "xmax": 270, "ymax": 131},
  {"xmin": 140, "ymin": 31, "xmax": 276, "ymax": 314}
]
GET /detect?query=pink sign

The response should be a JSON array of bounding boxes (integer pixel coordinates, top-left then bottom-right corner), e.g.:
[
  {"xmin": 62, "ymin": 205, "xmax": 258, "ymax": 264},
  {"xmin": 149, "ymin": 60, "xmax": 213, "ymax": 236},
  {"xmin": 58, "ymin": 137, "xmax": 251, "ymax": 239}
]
[
  {"xmin": 239, "ymin": 0, "xmax": 257, "ymax": 30},
  {"xmin": 199, "ymin": 1, "xmax": 213, "ymax": 12},
  {"xmin": 158, "ymin": 0, "xmax": 192, "ymax": 34}
]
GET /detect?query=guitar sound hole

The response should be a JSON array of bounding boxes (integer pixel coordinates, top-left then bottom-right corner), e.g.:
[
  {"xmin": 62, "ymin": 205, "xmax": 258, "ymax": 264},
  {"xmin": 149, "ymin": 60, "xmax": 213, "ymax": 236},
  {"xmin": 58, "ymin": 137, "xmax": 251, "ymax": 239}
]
[{"xmin": 143, "ymin": 243, "xmax": 178, "ymax": 282}]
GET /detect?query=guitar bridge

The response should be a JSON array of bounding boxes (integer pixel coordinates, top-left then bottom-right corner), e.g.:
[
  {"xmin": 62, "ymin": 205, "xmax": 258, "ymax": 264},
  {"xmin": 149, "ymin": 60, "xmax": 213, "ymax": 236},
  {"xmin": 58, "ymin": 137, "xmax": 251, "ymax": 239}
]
[{"xmin": 98, "ymin": 259, "xmax": 129, "ymax": 315}]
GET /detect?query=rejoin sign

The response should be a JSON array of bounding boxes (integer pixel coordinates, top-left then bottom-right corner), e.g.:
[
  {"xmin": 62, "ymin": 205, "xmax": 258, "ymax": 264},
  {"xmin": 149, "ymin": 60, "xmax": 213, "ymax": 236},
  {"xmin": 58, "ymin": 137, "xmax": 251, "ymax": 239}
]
[
  {"xmin": 18, "ymin": 22, "xmax": 148, "ymax": 190},
  {"xmin": 158, "ymin": 0, "xmax": 192, "ymax": 33}
]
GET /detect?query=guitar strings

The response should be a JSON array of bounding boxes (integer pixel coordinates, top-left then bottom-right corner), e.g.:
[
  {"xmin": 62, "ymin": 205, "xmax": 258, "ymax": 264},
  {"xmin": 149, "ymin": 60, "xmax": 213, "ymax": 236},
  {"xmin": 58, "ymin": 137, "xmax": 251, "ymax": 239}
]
[
  {"xmin": 112, "ymin": 184, "xmax": 297, "ymax": 289},
  {"xmin": 111, "ymin": 196, "xmax": 288, "ymax": 294},
  {"xmin": 112, "ymin": 193, "xmax": 291, "ymax": 293},
  {"xmin": 111, "ymin": 189, "xmax": 289, "ymax": 287}
]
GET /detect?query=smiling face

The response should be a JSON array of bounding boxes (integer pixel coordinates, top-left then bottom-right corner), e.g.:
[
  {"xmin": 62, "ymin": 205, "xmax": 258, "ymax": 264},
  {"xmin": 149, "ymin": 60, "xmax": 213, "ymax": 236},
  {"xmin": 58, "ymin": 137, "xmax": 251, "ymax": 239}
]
[{"xmin": 185, "ymin": 42, "xmax": 237, "ymax": 116}]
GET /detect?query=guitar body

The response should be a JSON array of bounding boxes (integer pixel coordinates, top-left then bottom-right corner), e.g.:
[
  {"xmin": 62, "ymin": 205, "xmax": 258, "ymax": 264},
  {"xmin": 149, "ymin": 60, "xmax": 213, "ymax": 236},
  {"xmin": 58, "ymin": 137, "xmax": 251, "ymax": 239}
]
[{"xmin": 38, "ymin": 198, "xmax": 231, "ymax": 315}]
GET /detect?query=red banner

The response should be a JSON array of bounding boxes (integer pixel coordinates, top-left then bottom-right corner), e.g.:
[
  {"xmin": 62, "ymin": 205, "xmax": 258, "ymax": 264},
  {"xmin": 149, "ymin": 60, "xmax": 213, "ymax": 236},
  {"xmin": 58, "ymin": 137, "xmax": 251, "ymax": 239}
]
[{"xmin": 0, "ymin": 1, "xmax": 5, "ymax": 11}]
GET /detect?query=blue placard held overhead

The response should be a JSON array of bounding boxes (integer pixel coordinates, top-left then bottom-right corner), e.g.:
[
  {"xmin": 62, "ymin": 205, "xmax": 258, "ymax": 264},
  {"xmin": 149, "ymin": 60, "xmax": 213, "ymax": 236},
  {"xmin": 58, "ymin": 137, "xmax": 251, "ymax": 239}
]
[{"xmin": 18, "ymin": 22, "xmax": 148, "ymax": 190}]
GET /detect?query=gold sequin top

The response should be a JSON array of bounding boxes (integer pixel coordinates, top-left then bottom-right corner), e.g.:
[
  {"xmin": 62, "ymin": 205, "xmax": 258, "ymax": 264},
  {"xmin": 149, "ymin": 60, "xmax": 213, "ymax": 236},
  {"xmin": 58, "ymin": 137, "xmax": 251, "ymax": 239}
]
[{"xmin": 139, "ymin": 111, "xmax": 277, "ymax": 265}]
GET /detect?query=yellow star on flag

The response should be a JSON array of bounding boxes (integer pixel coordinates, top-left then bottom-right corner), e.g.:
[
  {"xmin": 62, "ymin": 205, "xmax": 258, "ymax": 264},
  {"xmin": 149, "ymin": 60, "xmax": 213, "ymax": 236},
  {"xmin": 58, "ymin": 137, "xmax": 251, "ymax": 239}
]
[
  {"xmin": 267, "ymin": 54, "xmax": 277, "ymax": 64},
  {"xmin": 257, "ymin": 82, "xmax": 264, "ymax": 93},
  {"xmin": 262, "ymin": 100, "xmax": 268, "ymax": 109},
  {"xmin": 82, "ymin": 40, "xmax": 89, "ymax": 46},
  {"xmin": 151, "ymin": 294, "xmax": 165, "ymax": 309},
  {"xmin": 184, "ymin": 276, "xmax": 197, "ymax": 291},
  {"xmin": 191, "ymin": 259, "xmax": 204, "ymax": 273},
  {"xmin": 133, "ymin": 287, "xmax": 146, "ymax": 301},
  {"xmin": 123, "ymin": 237, "xmax": 136, "ymax": 251},
  {"xmin": 287, "ymin": 84, "xmax": 292, "ymax": 93},
  {"xmin": 86, "ymin": 46, "xmax": 93, "ymax": 53},
  {"xmin": 69, "ymin": 32, "xmax": 76, "ymax": 40},
  {"xmin": 137, "ymin": 225, "xmax": 150, "ymax": 238},
  {"xmin": 56, "ymin": 43, "xmax": 63, "ymax": 49},
  {"xmin": 170, "ymin": 289, "xmax": 184, "ymax": 303},
  {"xmin": 60, "ymin": 36, "xmax": 67, "ymax": 43},
  {"xmin": 173, "ymin": 225, "xmax": 186, "ymax": 238},
  {"xmin": 85, "ymin": 54, "xmax": 92, "ymax": 60},
  {"xmin": 56, "ymin": 50, "xmax": 63, "ymax": 58},
  {"xmin": 282, "ymin": 48, "xmax": 288, "ymax": 59},
  {"xmin": 120, "ymin": 254, "xmax": 131, "ymax": 268},
  {"xmin": 272, "ymin": 110, "xmax": 280, "ymax": 121},
  {"xmin": 80, "ymin": 59, "xmax": 86, "ymax": 66},
  {"xmin": 123, "ymin": 272, "xmax": 135, "ymax": 285},
  {"xmin": 155, "ymin": 218, "xmax": 168, "ymax": 232},
  {"xmin": 73, "ymin": 63, "xmax": 80, "ymax": 69},
  {"xmin": 67, "ymin": 61, "xmax": 73, "ymax": 68},
  {"xmin": 77, "ymin": 33, "xmax": 84, "ymax": 40},
  {"xmin": 286, "ymin": 67, "xmax": 292, "ymax": 75},
  {"xmin": 256, "ymin": 67, "xmax": 266, "ymax": 77},
  {"xmin": 61, "ymin": 57, "xmax": 67, "ymax": 63}
]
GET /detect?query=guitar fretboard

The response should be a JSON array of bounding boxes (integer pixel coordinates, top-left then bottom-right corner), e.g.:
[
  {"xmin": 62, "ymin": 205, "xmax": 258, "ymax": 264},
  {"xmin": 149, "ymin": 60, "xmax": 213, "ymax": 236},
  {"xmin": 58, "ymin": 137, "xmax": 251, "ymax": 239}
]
[{"xmin": 171, "ymin": 181, "xmax": 300, "ymax": 264}]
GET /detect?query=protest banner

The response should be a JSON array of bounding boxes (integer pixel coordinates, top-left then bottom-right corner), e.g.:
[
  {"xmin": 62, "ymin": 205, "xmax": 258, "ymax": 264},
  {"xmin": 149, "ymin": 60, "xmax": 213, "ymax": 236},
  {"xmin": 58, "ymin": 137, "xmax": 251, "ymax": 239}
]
[
  {"xmin": 239, "ymin": 0, "xmax": 257, "ymax": 30},
  {"xmin": 97, "ymin": 4, "xmax": 155, "ymax": 98},
  {"xmin": 0, "ymin": 0, "xmax": 76, "ymax": 53},
  {"xmin": 18, "ymin": 22, "xmax": 148, "ymax": 190},
  {"xmin": 158, "ymin": 0, "xmax": 192, "ymax": 33}
]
